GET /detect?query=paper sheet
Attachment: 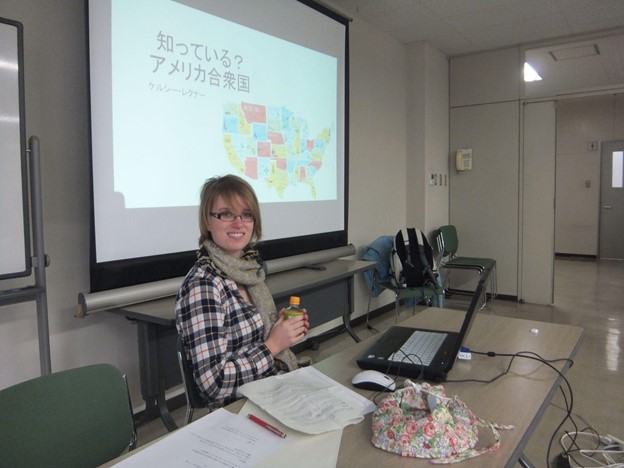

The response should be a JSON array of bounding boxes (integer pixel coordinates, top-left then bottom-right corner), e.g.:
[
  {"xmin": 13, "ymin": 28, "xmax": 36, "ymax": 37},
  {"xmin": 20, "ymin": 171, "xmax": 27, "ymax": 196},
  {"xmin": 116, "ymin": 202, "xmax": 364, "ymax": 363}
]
[
  {"xmin": 237, "ymin": 366, "xmax": 375, "ymax": 434},
  {"xmin": 242, "ymin": 400, "xmax": 343, "ymax": 468},
  {"xmin": 113, "ymin": 408, "xmax": 287, "ymax": 467}
]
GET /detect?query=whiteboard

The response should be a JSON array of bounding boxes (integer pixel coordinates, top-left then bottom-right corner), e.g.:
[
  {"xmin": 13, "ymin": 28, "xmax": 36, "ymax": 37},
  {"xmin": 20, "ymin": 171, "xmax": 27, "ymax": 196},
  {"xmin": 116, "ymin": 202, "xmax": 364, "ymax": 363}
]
[{"xmin": 0, "ymin": 17, "xmax": 30, "ymax": 280}]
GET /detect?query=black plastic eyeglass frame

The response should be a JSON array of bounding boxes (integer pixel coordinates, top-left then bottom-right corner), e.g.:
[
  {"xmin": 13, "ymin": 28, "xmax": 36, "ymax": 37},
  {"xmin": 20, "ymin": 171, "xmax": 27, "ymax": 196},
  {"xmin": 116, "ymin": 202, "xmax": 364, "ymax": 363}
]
[{"xmin": 209, "ymin": 211, "xmax": 255, "ymax": 222}]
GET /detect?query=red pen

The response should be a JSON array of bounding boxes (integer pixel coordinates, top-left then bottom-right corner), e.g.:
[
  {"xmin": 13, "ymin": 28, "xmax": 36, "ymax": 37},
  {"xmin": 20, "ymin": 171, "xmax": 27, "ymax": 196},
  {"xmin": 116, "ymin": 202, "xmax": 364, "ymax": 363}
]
[{"xmin": 247, "ymin": 413, "xmax": 287, "ymax": 438}]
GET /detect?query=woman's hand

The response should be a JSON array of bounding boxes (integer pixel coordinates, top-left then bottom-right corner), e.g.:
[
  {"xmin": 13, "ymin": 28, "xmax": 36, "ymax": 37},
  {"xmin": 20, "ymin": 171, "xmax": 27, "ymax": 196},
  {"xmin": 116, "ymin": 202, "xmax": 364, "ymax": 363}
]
[{"xmin": 264, "ymin": 308, "xmax": 309, "ymax": 356}]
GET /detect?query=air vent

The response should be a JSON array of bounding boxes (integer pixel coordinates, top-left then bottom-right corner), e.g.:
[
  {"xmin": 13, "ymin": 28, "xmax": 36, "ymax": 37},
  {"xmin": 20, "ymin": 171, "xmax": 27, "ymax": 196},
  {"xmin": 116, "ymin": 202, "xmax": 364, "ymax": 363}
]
[{"xmin": 549, "ymin": 44, "xmax": 600, "ymax": 61}]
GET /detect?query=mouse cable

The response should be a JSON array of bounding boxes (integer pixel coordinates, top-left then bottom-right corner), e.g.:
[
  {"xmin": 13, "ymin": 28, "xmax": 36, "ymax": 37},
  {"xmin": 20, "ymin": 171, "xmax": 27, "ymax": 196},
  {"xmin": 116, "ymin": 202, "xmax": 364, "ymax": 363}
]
[
  {"xmin": 371, "ymin": 352, "xmax": 424, "ymax": 406},
  {"xmin": 391, "ymin": 349, "xmax": 425, "ymax": 380}
]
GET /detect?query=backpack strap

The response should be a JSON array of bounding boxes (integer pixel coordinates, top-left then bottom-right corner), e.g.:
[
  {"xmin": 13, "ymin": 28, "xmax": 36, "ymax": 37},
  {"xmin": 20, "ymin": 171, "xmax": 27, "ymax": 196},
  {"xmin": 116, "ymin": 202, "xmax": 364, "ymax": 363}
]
[
  {"xmin": 408, "ymin": 228, "xmax": 438, "ymax": 287},
  {"xmin": 392, "ymin": 229, "xmax": 409, "ymax": 287}
]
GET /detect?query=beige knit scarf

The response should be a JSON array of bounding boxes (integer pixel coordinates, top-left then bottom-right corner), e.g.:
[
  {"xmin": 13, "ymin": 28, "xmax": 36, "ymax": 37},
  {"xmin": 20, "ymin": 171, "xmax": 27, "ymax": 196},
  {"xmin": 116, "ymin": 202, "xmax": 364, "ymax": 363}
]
[{"xmin": 200, "ymin": 240, "xmax": 310, "ymax": 371}]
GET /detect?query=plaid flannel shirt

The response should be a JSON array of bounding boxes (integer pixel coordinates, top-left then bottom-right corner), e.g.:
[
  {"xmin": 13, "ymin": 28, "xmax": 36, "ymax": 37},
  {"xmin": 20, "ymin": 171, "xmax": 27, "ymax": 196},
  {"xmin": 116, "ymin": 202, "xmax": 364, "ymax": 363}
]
[{"xmin": 175, "ymin": 258, "xmax": 277, "ymax": 410}]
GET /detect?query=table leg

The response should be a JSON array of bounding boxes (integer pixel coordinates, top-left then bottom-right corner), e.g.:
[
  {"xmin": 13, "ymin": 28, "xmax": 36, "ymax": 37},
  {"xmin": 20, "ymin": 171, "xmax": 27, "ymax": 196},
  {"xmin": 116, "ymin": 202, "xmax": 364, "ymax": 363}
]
[
  {"xmin": 343, "ymin": 277, "xmax": 361, "ymax": 342},
  {"xmin": 142, "ymin": 394, "xmax": 178, "ymax": 432},
  {"xmin": 518, "ymin": 454, "xmax": 537, "ymax": 467},
  {"xmin": 137, "ymin": 321, "xmax": 179, "ymax": 432}
]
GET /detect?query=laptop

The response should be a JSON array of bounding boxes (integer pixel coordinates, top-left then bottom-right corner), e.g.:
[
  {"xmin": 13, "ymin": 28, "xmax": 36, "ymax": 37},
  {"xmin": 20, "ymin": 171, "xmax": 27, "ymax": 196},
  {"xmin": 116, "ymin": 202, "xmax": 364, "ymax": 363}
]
[{"xmin": 356, "ymin": 268, "xmax": 490, "ymax": 381}]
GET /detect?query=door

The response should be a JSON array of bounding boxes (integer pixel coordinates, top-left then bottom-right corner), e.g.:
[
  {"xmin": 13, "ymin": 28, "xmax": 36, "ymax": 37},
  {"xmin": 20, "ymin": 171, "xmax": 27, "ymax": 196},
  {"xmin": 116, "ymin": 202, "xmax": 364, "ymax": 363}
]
[{"xmin": 599, "ymin": 141, "xmax": 624, "ymax": 259}]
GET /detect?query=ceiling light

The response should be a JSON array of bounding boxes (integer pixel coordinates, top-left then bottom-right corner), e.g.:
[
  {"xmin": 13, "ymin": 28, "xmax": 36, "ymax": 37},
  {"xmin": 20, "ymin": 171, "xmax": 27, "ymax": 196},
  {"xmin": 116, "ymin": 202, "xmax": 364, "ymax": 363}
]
[{"xmin": 524, "ymin": 62, "xmax": 542, "ymax": 82}]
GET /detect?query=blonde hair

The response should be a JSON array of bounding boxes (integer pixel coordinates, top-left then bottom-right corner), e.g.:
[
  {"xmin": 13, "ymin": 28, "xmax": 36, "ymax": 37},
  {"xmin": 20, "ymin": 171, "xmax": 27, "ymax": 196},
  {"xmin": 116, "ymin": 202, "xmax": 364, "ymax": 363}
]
[{"xmin": 198, "ymin": 175, "xmax": 262, "ymax": 246}]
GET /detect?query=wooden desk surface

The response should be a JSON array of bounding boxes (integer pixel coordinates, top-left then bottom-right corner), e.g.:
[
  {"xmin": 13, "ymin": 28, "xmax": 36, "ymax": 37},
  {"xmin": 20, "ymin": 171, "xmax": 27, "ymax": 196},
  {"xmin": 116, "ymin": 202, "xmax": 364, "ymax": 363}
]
[
  {"xmin": 110, "ymin": 308, "xmax": 583, "ymax": 467},
  {"xmin": 313, "ymin": 308, "xmax": 583, "ymax": 467}
]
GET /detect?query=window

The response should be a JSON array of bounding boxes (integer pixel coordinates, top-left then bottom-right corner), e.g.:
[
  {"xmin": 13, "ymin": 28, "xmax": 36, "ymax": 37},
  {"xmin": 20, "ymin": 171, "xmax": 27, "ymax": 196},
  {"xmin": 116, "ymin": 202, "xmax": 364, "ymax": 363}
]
[{"xmin": 613, "ymin": 151, "xmax": 623, "ymax": 188}]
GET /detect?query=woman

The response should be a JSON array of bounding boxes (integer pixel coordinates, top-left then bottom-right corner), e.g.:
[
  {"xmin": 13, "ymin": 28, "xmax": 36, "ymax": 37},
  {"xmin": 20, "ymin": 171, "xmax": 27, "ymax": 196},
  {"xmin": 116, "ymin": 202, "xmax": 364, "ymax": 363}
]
[{"xmin": 175, "ymin": 174, "xmax": 310, "ymax": 410}]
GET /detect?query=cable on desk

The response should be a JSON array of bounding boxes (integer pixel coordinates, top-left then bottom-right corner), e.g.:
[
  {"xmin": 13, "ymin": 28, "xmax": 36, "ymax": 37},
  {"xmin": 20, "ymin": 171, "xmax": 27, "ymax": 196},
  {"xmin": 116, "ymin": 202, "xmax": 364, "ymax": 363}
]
[
  {"xmin": 370, "ymin": 352, "xmax": 424, "ymax": 406},
  {"xmin": 450, "ymin": 349, "xmax": 577, "ymax": 468}
]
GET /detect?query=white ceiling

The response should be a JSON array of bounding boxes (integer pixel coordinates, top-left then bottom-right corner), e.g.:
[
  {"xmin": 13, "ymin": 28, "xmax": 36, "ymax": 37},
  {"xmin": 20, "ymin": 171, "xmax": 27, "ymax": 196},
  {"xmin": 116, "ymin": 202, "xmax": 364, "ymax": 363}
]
[
  {"xmin": 324, "ymin": 0, "xmax": 624, "ymax": 94},
  {"xmin": 324, "ymin": 0, "xmax": 624, "ymax": 56}
]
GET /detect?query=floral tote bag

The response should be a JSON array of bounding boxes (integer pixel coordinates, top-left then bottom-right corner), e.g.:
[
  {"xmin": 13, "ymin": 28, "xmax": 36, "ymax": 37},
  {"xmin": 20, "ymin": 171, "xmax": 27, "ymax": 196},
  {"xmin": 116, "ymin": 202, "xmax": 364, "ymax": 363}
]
[{"xmin": 371, "ymin": 381, "xmax": 513, "ymax": 464}]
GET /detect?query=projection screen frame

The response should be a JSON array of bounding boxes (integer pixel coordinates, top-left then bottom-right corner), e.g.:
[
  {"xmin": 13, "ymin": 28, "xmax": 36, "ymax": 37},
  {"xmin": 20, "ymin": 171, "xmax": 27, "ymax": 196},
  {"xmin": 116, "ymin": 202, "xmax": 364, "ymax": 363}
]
[{"xmin": 86, "ymin": 0, "xmax": 351, "ymax": 293}]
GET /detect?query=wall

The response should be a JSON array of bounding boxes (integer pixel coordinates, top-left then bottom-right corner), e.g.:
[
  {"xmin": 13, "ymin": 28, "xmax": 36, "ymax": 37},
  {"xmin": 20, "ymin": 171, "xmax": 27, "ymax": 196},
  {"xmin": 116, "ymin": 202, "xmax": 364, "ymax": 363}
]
[
  {"xmin": 407, "ymin": 42, "xmax": 449, "ymax": 236},
  {"xmin": 555, "ymin": 94, "xmax": 624, "ymax": 255},
  {"xmin": 341, "ymin": 15, "xmax": 410, "ymax": 319},
  {"xmin": 0, "ymin": 1, "xmax": 450, "ymax": 404},
  {"xmin": 449, "ymin": 102, "xmax": 520, "ymax": 296},
  {"xmin": 0, "ymin": 0, "xmax": 139, "ymax": 395},
  {"xmin": 449, "ymin": 48, "xmax": 522, "ymax": 298},
  {"xmin": 449, "ymin": 43, "xmax": 624, "ymax": 302}
]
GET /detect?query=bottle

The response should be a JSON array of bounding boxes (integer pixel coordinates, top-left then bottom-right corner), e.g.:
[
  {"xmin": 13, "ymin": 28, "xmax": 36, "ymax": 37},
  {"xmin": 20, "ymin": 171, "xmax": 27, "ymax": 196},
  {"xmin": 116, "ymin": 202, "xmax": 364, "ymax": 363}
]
[{"xmin": 283, "ymin": 296, "xmax": 304, "ymax": 319}]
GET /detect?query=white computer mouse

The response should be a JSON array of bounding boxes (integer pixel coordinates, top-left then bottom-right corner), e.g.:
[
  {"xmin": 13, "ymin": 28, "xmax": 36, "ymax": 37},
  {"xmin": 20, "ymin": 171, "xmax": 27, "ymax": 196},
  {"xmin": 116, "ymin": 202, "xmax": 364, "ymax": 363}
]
[{"xmin": 351, "ymin": 370, "xmax": 396, "ymax": 392}]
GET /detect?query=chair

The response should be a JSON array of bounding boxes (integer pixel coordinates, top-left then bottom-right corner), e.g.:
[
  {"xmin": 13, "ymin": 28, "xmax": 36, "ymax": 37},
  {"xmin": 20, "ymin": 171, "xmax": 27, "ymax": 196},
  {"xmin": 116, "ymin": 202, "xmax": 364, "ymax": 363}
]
[
  {"xmin": 0, "ymin": 363, "xmax": 136, "ymax": 468},
  {"xmin": 362, "ymin": 234, "xmax": 443, "ymax": 327},
  {"xmin": 177, "ymin": 336, "xmax": 206, "ymax": 424},
  {"xmin": 436, "ymin": 225, "xmax": 497, "ymax": 306}
]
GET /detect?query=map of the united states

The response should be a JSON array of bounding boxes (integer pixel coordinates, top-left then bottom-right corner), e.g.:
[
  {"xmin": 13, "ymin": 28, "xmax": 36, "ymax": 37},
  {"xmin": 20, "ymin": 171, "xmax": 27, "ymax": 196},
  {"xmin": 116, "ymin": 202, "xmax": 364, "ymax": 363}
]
[{"xmin": 222, "ymin": 102, "xmax": 331, "ymax": 198}]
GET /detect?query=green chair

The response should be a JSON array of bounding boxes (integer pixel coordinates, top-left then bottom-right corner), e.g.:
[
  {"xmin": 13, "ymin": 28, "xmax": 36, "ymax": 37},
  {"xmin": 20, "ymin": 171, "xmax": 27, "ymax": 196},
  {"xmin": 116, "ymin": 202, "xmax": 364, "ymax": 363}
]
[
  {"xmin": 436, "ymin": 225, "xmax": 497, "ymax": 305},
  {"xmin": 177, "ymin": 336, "xmax": 206, "ymax": 424},
  {"xmin": 0, "ymin": 363, "xmax": 136, "ymax": 468}
]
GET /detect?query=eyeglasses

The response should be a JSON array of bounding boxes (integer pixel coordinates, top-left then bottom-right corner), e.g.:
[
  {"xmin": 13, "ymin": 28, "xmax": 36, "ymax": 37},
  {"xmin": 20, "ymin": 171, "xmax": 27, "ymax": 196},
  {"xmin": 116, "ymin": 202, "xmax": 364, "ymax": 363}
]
[{"xmin": 210, "ymin": 211, "xmax": 255, "ymax": 223}]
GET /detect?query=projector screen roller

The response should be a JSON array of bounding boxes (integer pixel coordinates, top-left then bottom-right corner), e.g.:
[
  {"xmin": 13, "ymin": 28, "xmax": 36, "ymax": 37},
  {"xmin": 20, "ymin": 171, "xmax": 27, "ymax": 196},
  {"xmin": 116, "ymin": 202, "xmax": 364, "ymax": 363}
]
[{"xmin": 87, "ymin": 0, "xmax": 349, "ymax": 292}]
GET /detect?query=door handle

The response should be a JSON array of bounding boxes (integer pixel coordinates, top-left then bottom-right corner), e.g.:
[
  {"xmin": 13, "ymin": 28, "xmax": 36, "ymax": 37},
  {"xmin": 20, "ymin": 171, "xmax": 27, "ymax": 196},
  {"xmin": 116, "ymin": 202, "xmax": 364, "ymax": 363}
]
[{"xmin": 602, "ymin": 205, "xmax": 613, "ymax": 209}]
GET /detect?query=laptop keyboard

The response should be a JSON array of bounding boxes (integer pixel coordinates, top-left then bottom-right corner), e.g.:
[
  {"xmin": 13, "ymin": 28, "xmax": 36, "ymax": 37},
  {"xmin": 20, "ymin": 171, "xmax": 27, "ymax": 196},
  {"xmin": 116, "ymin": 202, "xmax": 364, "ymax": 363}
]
[{"xmin": 388, "ymin": 330, "xmax": 447, "ymax": 366}]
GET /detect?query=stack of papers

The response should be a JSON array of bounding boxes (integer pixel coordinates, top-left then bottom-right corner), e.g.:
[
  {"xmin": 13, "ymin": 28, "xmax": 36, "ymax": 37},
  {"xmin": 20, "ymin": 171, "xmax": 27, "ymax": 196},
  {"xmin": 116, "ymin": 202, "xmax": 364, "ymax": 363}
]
[
  {"xmin": 238, "ymin": 366, "xmax": 376, "ymax": 434},
  {"xmin": 113, "ymin": 408, "xmax": 288, "ymax": 467},
  {"xmin": 114, "ymin": 367, "xmax": 374, "ymax": 467}
]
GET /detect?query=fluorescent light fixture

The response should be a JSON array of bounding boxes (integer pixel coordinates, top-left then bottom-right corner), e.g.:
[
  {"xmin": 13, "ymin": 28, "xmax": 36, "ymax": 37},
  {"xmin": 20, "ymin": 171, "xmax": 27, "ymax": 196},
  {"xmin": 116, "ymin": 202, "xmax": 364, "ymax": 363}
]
[{"xmin": 524, "ymin": 62, "xmax": 542, "ymax": 82}]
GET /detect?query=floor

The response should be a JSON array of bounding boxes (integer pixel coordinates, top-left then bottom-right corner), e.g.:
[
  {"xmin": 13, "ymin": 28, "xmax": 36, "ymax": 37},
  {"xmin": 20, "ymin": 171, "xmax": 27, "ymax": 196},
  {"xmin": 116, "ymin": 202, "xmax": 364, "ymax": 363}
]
[{"xmin": 135, "ymin": 258, "xmax": 624, "ymax": 467}]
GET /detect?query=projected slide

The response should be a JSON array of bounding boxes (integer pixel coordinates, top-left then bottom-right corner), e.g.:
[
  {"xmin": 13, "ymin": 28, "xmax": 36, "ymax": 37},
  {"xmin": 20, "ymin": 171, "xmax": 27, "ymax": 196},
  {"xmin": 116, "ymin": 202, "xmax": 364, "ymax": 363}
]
[
  {"xmin": 111, "ymin": 0, "xmax": 337, "ymax": 209},
  {"xmin": 89, "ymin": 0, "xmax": 347, "ymax": 284}
]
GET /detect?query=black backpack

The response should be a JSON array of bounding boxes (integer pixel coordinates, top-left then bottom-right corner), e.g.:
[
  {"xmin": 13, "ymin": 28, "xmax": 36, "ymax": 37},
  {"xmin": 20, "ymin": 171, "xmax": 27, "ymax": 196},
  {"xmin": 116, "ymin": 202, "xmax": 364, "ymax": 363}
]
[{"xmin": 390, "ymin": 228, "xmax": 437, "ymax": 289}]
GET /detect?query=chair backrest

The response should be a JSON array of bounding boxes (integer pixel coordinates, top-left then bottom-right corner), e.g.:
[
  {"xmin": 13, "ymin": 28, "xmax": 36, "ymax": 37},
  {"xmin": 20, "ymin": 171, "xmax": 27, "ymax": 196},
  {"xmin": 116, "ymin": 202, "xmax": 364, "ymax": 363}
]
[
  {"xmin": 177, "ymin": 336, "xmax": 205, "ymax": 418},
  {"xmin": 0, "ymin": 363, "xmax": 136, "ymax": 468},
  {"xmin": 439, "ymin": 225, "xmax": 460, "ymax": 258}
]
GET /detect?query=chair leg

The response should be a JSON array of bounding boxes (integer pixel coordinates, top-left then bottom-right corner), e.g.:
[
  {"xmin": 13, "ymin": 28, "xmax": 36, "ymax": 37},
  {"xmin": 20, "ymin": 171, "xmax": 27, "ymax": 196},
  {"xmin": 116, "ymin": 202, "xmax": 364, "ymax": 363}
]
[
  {"xmin": 186, "ymin": 407, "xmax": 194, "ymax": 425},
  {"xmin": 395, "ymin": 293, "xmax": 400, "ymax": 323}
]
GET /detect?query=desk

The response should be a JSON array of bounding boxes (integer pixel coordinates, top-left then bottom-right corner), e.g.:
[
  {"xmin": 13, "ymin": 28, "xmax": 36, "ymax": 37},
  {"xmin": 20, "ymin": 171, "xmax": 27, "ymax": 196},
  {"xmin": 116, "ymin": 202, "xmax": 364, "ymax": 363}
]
[
  {"xmin": 108, "ymin": 259, "xmax": 375, "ymax": 432},
  {"xmin": 229, "ymin": 308, "xmax": 582, "ymax": 467},
  {"xmin": 110, "ymin": 308, "xmax": 583, "ymax": 467}
]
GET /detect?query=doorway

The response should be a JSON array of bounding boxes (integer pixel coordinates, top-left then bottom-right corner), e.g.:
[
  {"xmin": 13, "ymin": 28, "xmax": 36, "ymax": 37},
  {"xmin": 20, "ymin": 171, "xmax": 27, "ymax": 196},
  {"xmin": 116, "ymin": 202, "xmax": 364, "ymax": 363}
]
[{"xmin": 599, "ymin": 140, "xmax": 624, "ymax": 259}]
